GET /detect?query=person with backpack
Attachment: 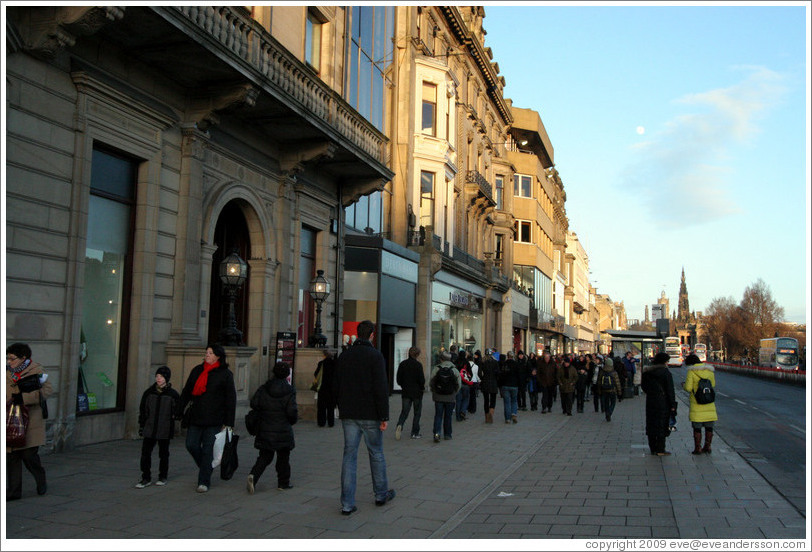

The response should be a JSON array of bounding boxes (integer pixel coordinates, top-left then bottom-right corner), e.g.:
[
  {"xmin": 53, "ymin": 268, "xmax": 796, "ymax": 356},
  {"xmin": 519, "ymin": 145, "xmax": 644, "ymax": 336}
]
[
  {"xmin": 683, "ymin": 354, "xmax": 718, "ymax": 454},
  {"xmin": 246, "ymin": 361, "xmax": 298, "ymax": 494},
  {"xmin": 430, "ymin": 350, "xmax": 461, "ymax": 442},
  {"xmin": 597, "ymin": 357, "xmax": 623, "ymax": 421}
]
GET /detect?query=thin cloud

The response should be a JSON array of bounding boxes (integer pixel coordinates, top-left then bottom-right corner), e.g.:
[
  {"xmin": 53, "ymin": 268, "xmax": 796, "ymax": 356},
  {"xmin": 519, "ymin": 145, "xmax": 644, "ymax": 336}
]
[{"xmin": 617, "ymin": 66, "xmax": 787, "ymax": 228}]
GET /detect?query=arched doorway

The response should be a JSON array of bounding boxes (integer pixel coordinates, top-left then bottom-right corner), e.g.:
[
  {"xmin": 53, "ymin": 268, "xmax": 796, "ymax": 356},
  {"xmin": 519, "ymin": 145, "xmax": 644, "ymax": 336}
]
[{"xmin": 208, "ymin": 200, "xmax": 251, "ymax": 345}]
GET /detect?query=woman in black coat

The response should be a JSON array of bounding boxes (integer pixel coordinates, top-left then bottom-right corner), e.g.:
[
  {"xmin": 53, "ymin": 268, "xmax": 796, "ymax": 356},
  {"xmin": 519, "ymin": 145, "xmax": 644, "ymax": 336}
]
[
  {"xmin": 640, "ymin": 352, "xmax": 677, "ymax": 456},
  {"xmin": 247, "ymin": 361, "xmax": 298, "ymax": 494},
  {"xmin": 179, "ymin": 344, "xmax": 237, "ymax": 493}
]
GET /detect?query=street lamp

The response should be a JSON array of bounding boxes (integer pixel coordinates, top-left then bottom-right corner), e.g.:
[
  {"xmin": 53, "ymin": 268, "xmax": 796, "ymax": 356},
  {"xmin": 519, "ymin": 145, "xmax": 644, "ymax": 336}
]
[
  {"xmin": 219, "ymin": 248, "xmax": 248, "ymax": 346},
  {"xmin": 308, "ymin": 269, "xmax": 331, "ymax": 347}
]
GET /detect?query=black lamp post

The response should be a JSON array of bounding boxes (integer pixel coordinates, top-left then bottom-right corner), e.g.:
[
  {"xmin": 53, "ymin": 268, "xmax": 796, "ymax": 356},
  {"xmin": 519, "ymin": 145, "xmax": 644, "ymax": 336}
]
[
  {"xmin": 308, "ymin": 269, "xmax": 331, "ymax": 347},
  {"xmin": 219, "ymin": 248, "xmax": 248, "ymax": 346}
]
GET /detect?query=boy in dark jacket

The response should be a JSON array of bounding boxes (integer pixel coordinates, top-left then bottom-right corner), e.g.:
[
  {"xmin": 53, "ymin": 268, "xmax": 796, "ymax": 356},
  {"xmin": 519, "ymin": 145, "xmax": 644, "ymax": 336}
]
[
  {"xmin": 136, "ymin": 366, "xmax": 180, "ymax": 488},
  {"xmin": 247, "ymin": 361, "xmax": 298, "ymax": 494}
]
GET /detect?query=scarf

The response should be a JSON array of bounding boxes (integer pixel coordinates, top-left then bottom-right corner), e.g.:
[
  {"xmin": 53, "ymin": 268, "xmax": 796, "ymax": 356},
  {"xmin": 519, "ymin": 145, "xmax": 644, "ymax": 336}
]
[
  {"xmin": 191, "ymin": 361, "xmax": 219, "ymax": 396},
  {"xmin": 8, "ymin": 359, "xmax": 32, "ymax": 383}
]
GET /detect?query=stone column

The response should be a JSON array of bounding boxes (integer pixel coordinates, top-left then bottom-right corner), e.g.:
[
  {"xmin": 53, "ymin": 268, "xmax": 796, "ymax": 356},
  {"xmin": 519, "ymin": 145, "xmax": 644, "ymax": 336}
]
[{"xmin": 168, "ymin": 125, "xmax": 209, "ymax": 345}]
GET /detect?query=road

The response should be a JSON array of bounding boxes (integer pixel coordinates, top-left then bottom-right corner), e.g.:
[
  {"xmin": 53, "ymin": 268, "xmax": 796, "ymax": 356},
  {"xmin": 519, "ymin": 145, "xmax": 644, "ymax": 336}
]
[{"xmin": 672, "ymin": 365, "xmax": 807, "ymax": 515}]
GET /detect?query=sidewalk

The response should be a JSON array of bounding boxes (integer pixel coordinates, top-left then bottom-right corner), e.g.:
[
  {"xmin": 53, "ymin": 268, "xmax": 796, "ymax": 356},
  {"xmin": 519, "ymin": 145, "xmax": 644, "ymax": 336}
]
[{"xmin": 4, "ymin": 387, "xmax": 807, "ymax": 542}]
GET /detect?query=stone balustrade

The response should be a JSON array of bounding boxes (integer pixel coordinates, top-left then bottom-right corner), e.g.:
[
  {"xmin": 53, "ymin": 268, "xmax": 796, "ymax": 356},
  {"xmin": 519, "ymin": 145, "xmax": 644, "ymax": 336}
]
[{"xmin": 164, "ymin": 6, "xmax": 388, "ymax": 167}]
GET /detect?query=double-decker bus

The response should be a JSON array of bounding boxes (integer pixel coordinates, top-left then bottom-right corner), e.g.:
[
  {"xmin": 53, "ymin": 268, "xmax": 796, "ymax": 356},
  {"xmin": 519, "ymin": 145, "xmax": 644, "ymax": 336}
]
[
  {"xmin": 758, "ymin": 337, "xmax": 800, "ymax": 371},
  {"xmin": 664, "ymin": 336, "xmax": 683, "ymax": 366},
  {"xmin": 693, "ymin": 343, "xmax": 707, "ymax": 362}
]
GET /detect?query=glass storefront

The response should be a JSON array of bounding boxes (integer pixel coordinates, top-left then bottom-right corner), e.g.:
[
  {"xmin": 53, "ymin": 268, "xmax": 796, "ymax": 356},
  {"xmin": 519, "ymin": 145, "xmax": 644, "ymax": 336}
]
[{"xmin": 431, "ymin": 302, "xmax": 483, "ymax": 365}]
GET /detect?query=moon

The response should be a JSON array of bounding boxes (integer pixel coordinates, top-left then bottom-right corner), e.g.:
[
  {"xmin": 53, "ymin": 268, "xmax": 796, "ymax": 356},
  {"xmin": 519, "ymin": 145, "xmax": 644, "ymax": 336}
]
[{"xmin": 636, "ymin": 126, "xmax": 646, "ymax": 135}]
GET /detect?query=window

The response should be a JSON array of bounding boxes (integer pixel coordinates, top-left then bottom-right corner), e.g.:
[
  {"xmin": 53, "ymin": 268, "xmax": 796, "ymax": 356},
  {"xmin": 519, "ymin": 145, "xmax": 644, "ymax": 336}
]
[
  {"xmin": 345, "ymin": 190, "xmax": 383, "ymax": 234},
  {"xmin": 79, "ymin": 146, "xmax": 136, "ymax": 413},
  {"xmin": 345, "ymin": 6, "xmax": 394, "ymax": 133},
  {"xmin": 513, "ymin": 173, "xmax": 532, "ymax": 198},
  {"xmin": 495, "ymin": 175, "xmax": 504, "ymax": 209},
  {"xmin": 495, "ymin": 234, "xmax": 504, "ymax": 260},
  {"xmin": 305, "ymin": 12, "xmax": 322, "ymax": 71},
  {"xmin": 420, "ymin": 171, "xmax": 435, "ymax": 228},
  {"xmin": 298, "ymin": 227, "xmax": 317, "ymax": 347},
  {"xmin": 422, "ymin": 82, "xmax": 437, "ymax": 136},
  {"xmin": 515, "ymin": 220, "xmax": 532, "ymax": 243}
]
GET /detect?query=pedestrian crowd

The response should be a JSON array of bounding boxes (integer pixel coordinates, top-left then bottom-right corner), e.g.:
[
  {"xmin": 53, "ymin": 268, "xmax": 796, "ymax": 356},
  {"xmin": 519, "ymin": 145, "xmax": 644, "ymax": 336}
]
[{"xmin": 7, "ymin": 335, "xmax": 716, "ymax": 518}]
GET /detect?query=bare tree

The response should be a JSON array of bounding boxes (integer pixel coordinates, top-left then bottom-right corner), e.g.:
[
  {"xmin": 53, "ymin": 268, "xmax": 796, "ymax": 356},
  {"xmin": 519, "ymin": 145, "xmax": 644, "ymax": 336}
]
[{"xmin": 740, "ymin": 278, "xmax": 785, "ymax": 330}]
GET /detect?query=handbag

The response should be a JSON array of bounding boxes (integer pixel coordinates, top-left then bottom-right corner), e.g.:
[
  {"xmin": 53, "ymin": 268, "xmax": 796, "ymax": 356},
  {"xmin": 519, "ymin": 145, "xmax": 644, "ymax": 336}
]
[
  {"xmin": 7, "ymin": 395, "xmax": 30, "ymax": 448},
  {"xmin": 244, "ymin": 409, "xmax": 259, "ymax": 436},
  {"xmin": 180, "ymin": 400, "xmax": 194, "ymax": 429},
  {"xmin": 220, "ymin": 428, "xmax": 240, "ymax": 480},
  {"xmin": 40, "ymin": 393, "xmax": 49, "ymax": 420}
]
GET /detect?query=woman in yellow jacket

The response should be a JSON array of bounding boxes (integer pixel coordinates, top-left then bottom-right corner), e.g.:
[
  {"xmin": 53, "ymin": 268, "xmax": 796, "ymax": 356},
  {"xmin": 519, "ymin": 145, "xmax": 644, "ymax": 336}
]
[{"xmin": 683, "ymin": 354, "xmax": 718, "ymax": 454}]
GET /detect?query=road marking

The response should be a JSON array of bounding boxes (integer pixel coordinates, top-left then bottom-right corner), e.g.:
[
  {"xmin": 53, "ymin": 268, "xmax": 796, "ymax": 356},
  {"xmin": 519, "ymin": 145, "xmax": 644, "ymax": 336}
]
[
  {"xmin": 790, "ymin": 424, "xmax": 805, "ymax": 434},
  {"xmin": 734, "ymin": 399, "xmax": 746, "ymax": 405},
  {"xmin": 716, "ymin": 392, "xmax": 728, "ymax": 397}
]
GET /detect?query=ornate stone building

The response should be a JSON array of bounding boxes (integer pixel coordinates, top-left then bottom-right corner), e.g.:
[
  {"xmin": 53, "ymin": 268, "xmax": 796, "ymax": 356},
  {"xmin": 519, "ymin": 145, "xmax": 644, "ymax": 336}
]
[{"xmin": 5, "ymin": 5, "xmax": 392, "ymax": 447}]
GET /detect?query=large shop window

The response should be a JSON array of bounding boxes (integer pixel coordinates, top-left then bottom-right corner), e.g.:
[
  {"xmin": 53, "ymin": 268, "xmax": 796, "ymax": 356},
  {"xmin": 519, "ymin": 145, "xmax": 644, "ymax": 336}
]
[
  {"xmin": 431, "ymin": 302, "xmax": 483, "ymax": 365},
  {"xmin": 78, "ymin": 146, "xmax": 136, "ymax": 413}
]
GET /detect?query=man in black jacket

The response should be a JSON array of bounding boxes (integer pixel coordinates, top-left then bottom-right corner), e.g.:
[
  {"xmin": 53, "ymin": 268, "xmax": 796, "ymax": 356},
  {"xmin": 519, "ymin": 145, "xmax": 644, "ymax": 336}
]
[
  {"xmin": 394, "ymin": 346, "xmax": 425, "ymax": 440},
  {"xmin": 334, "ymin": 320, "xmax": 395, "ymax": 515}
]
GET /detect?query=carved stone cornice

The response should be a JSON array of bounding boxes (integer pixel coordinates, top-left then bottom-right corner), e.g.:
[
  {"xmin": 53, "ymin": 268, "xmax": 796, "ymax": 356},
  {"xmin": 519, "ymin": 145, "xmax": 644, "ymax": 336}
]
[{"xmin": 8, "ymin": 6, "xmax": 124, "ymax": 60}]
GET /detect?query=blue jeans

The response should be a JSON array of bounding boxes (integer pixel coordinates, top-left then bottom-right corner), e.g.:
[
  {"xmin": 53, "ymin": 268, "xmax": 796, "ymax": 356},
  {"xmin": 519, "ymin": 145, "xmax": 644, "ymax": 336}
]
[
  {"xmin": 185, "ymin": 424, "xmax": 220, "ymax": 486},
  {"xmin": 455, "ymin": 386, "xmax": 470, "ymax": 420},
  {"xmin": 396, "ymin": 396, "xmax": 422, "ymax": 437},
  {"xmin": 501, "ymin": 386, "xmax": 518, "ymax": 421},
  {"xmin": 340, "ymin": 419, "xmax": 389, "ymax": 510},
  {"xmin": 433, "ymin": 401, "xmax": 454, "ymax": 437}
]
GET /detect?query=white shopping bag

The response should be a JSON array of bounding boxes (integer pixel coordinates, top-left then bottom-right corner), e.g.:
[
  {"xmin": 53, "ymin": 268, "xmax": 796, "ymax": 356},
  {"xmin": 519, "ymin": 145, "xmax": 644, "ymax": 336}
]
[{"xmin": 211, "ymin": 428, "xmax": 227, "ymax": 468}]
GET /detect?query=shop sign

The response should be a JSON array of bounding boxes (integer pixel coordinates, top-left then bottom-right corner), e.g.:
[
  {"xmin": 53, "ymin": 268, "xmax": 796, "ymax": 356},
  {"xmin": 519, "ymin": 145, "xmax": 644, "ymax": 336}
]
[
  {"xmin": 381, "ymin": 250, "xmax": 418, "ymax": 283},
  {"xmin": 449, "ymin": 291, "xmax": 481, "ymax": 312}
]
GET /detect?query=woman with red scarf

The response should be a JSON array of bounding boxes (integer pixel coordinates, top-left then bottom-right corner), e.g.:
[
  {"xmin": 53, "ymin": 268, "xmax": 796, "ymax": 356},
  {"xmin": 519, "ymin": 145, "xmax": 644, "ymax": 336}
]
[{"xmin": 179, "ymin": 344, "xmax": 236, "ymax": 493}]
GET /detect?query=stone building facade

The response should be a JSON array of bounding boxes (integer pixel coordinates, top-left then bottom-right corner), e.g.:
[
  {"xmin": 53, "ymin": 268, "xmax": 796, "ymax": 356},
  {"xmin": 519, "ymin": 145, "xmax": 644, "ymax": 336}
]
[
  {"xmin": 5, "ymin": 5, "xmax": 392, "ymax": 447},
  {"xmin": 6, "ymin": 5, "xmax": 598, "ymax": 450}
]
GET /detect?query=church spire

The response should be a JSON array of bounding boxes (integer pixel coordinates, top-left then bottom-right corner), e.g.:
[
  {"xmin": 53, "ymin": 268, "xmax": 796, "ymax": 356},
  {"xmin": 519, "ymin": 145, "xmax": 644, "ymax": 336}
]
[{"xmin": 677, "ymin": 266, "xmax": 690, "ymax": 323}]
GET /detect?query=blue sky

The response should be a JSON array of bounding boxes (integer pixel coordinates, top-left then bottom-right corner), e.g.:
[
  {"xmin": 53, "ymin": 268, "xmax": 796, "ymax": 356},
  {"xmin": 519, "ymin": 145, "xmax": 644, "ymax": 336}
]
[{"xmin": 484, "ymin": 3, "xmax": 809, "ymax": 324}]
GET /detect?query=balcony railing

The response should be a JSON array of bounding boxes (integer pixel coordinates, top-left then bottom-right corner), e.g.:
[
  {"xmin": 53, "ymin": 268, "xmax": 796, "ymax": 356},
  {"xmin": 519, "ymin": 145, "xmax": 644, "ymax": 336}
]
[
  {"xmin": 465, "ymin": 170, "xmax": 495, "ymax": 205},
  {"xmin": 163, "ymin": 6, "xmax": 389, "ymax": 168}
]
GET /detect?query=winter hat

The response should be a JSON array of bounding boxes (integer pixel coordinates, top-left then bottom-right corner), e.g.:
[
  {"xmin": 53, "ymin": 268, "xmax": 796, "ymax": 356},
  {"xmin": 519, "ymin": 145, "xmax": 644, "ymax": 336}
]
[
  {"xmin": 604, "ymin": 357, "xmax": 614, "ymax": 369},
  {"xmin": 155, "ymin": 366, "xmax": 171, "ymax": 382}
]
